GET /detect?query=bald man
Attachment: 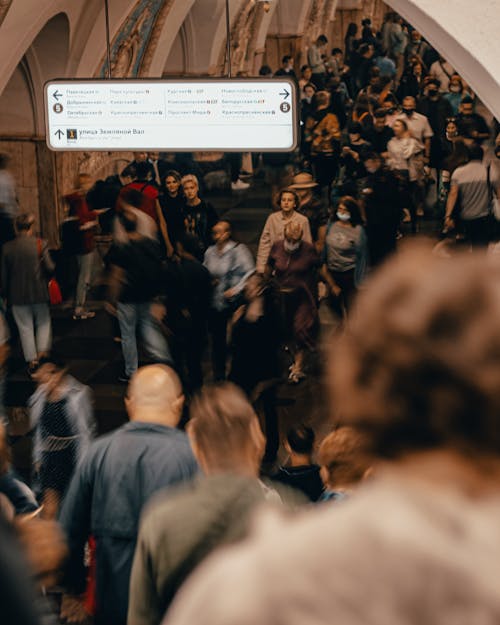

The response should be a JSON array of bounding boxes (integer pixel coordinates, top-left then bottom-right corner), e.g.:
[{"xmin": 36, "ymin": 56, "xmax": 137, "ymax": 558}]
[{"xmin": 59, "ymin": 365, "xmax": 198, "ymax": 625}]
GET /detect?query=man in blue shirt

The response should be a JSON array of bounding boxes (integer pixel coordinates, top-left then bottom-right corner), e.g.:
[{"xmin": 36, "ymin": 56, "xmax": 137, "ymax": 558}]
[
  {"xmin": 59, "ymin": 365, "xmax": 198, "ymax": 625},
  {"xmin": 204, "ymin": 220, "xmax": 255, "ymax": 381}
]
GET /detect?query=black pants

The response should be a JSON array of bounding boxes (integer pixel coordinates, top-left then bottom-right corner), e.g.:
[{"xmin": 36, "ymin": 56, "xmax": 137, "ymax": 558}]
[
  {"xmin": 462, "ymin": 216, "xmax": 492, "ymax": 248},
  {"xmin": 208, "ymin": 309, "xmax": 231, "ymax": 381}
]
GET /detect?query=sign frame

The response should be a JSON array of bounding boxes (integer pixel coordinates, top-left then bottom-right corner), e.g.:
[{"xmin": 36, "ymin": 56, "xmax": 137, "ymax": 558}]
[{"xmin": 44, "ymin": 77, "xmax": 299, "ymax": 152}]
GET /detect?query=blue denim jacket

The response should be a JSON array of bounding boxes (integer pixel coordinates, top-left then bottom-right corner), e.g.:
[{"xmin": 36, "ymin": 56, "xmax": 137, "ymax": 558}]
[{"xmin": 28, "ymin": 375, "xmax": 95, "ymax": 467}]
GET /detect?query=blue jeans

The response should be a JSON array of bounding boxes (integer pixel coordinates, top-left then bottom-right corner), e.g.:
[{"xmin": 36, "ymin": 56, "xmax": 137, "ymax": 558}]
[
  {"xmin": 117, "ymin": 302, "xmax": 172, "ymax": 376},
  {"xmin": 12, "ymin": 303, "xmax": 52, "ymax": 363}
]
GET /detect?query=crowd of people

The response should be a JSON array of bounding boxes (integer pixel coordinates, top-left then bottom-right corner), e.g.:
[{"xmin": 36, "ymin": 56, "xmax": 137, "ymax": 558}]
[{"xmin": 1, "ymin": 9, "xmax": 500, "ymax": 625}]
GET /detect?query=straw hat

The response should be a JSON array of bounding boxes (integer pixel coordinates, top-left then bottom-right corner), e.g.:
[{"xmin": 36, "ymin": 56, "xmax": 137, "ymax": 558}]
[{"xmin": 289, "ymin": 172, "xmax": 318, "ymax": 189}]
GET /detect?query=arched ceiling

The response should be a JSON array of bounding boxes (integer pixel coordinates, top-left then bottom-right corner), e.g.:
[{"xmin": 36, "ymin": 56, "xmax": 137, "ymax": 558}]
[
  {"xmin": 386, "ymin": 0, "xmax": 500, "ymax": 120},
  {"xmin": 0, "ymin": 0, "xmax": 499, "ymax": 136}
]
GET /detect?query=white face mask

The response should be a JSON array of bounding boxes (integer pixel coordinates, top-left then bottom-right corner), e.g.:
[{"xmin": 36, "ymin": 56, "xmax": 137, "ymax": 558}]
[
  {"xmin": 365, "ymin": 165, "xmax": 378, "ymax": 174},
  {"xmin": 449, "ymin": 86, "xmax": 461, "ymax": 93},
  {"xmin": 284, "ymin": 240, "xmax": 301, "ymax": 252},
  {"xmin": 337, "ymin": 212, "xmax": 351, "ymax": 222}
]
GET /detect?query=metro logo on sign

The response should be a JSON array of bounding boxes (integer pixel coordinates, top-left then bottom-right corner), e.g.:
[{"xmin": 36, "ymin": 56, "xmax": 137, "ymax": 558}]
[{"xmin": 44, "ymin": 78, "xmax": 298, "ymax": 152}]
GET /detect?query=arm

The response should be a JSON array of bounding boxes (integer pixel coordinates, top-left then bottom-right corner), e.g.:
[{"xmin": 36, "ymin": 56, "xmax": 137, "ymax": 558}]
[
  {"xmin": 225, "ymin": 245, "xmax": 255, "ymax": 298},
  {"xmin": 302, "ymin": 219, "xmax": 313, "ymax": 244},
  {"xmin": 445, "ymin": 182, "xmax": 459, "ymax": 227},
  {"xmin": 156, "ymin": 199, "xmax": 174, "ymax": 257},
  {"xmin": 256, "ymin": 217, "xmax": 272, "ymax": 274},
  {"xmin": 315, "ymin": 224, "xmax": 327, "ymax": 254},
  {"xmin": 41, "ymin": 240, "xmax": 55, "ymax": 275},
  {"xmin": 320, "ymin": 264, "xmax": 341, "ymax": 296}
]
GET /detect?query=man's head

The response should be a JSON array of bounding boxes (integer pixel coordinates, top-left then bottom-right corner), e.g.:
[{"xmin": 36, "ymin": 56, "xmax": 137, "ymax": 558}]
[
  {"xmin": 278, "ymin": 188, "xmax": 299, "ymax": 213},
  {"xmin": 284, "ymin": 425, "xmax": 315, "ymax": 460},
  {"xmin": 315, "ymin": 90, "xmax": 330, "ymax": 110},
  {"xmin": 282, "ymin": 55, "xmax": 293, "ymax": 69},
  {"xmin": 467, "ymin": 144, "xmax": 484, "ymax": 161},
  {"xmin": 125, "ymin": 365, "xmax": 184, "ymax": 427},
  {"xmin": 316, "ymin": 34, "xmax": 328, "ymax": 48},
  {"xmin": 133, "ymin": 151, "xmax": 148, "ymax": 163},
  {"xmin": 426, "ymin": 78, "xmax": 441, "ymax": 99},
  {"xmin": 15, "ymin": 213, "xmax": 35, "ymax": 235},
  {"xmin": 212, "ymin": 220, "xmax": 231, "ymax": 247},
  {"xmin": 363, "ymin": 151, "xmax": 382, "ymax": 174},
  {"xmin": 402, "ymin": 96, "xmax": 416, "ymax": 116},
  {"xmin": 373, "ymin": 108, "xmax": 387, "ymax": 131},
  {"xmin": 135, "ymin": 161, "xmax": 153, "ymax": 182},
  {"xmin": 411, "ymin": 30, "xmax": 422, "ymax": 43},
  {"xmin": 303, "ymin": 83, "xmax": 316, "ymax": 101},
  {"xmin": 284, "ymin": 220, "xmax": 303, "ymax": 252},
  {"xmin": 330, "ymin": 244, "xmax": 500, "ymax": 463},
  {"xmin": 289, "ymin": 171, "xmax": 318, "ymax": 199},
  {"xmin": 460, "ymin": 96, "xmax": 475, "ymax": 117},
  {"xmin": 187, "ymin": 383, "xmax": 265, "ymax": 476},
  {"xmin": 300, "ymin": 65, "xmax": 312, "ymax": 80}
]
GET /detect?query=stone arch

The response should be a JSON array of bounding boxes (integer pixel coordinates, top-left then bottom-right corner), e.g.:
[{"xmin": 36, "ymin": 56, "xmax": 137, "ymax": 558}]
[
  {"xmin": 0, "ymin": 12, "xmax": 70, "ymax": 135},
  {"xmin": 386, "ymin": 0, "xmax": 500, "ymax": 120}
]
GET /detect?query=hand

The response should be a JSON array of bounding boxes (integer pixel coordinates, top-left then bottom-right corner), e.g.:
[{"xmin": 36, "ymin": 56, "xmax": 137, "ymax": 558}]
[
  {"xmin": 444, "ymin": 216, "xmax": 455, "ymax": 230},
  {"xmin": 104, "ymin": 301, "xmax": 117, "ymax": 316},
  {"xmin": 15, "ymin": 518, "xmax": 68, "ymax": 588},
  {"xmin": 331, "ymin": 284, "xmax": 342, "ymax": 297},
  {"xmin": 60, "ymin": 594, "xmax": 90, "ymax": 624},
  {"xmin": 150, "ymin": 302, "xmax": 166, "ymax": 321},
  {"xmin": 224, "ymin": 287, "xmax": 238, "ymax": 300}
]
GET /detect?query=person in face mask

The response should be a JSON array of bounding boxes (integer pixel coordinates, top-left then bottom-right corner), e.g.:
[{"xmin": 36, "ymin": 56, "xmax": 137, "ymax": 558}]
[
  {"xmin": 417, "ymin": 78, "xmax": 453, "ymax": 171},
  {"xmin": 444, "ymin": 74, "xmax": 465, "ymax": 115},
  {"xmin": 456, "ymin": 96, "xmax": 490, "ymax": 144},
  {"xmin": 321, "ymin": 196, "xmax": 367, "ymax": 320},
  {"xmin": 266, "ymin": 221, "xmax": 319, "ymax": 384},
  {"xmin": 256, "ymin": 189, "xmax": 312, "ymax": 274},
  {"xmin": 397, "ymin": 96, "xmax": 433, "ymax": 166}
]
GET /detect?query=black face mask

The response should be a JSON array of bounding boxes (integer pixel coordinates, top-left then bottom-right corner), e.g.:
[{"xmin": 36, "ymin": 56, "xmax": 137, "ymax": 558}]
[
  {"xmin": 402, "ymin": 108, "xmax": 415, "ymax": 116},
  {"xmin": 427, "ymin": 89, "xmax": 438, "ymax": 97},
  {"xmin": 386, "ymin": 107, "xmax": 395, "ymax": 115}
]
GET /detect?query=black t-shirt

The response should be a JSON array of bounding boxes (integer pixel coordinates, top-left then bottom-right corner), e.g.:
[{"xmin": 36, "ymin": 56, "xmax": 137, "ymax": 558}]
[
  {"xmin": 108, "ymin": 237, "xmax": 164, "ymax": 302},
  {"xmin": 363, "ymin": 126, "xmax": 395, "ymax": 154},
  {"xmin": 272, "ymin": 464, "xmax": 324, "ymax": 502},
  {"xmin": 159, "ymin": 193, "xmax": 186, "ymax": 245}
]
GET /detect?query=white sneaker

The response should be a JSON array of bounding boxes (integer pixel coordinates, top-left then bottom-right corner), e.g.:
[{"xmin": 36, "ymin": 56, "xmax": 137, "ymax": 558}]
[{"xmin": 231, "ymin": 179, "xmax": 250, "ymax": 191}]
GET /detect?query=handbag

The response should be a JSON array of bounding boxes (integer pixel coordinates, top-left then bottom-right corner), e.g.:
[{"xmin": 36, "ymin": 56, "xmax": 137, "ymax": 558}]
[
  {"xmin": 487, "ymin": 165, "xmax": 500, "ymax": 221},
  {"xmin": 37, "ymin": 239, "xmax": 63, "ymax": 305}
]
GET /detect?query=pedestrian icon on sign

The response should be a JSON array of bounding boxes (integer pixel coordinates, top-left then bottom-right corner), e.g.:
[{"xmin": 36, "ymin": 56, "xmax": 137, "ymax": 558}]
[{"xmin": 67, "ymin": 129, "xmax": 78, "ymax": 140}]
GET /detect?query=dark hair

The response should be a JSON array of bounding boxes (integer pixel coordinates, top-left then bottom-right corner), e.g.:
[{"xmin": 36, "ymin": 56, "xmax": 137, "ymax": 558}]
[
  {"xmin": 345, "ymin": 23, "xmax": 358, "ymax": 38},
  {"xmin": 15, "ymin": 213, "xmax": 35, "ymax": 231},
  {"xmin": 363, "ymin": 151, "xmax": 382, "ymax": 162},
  {"xmin": 348, "ymin": 122, "xmax": 363, "ymax": 135},
  {"xmin": 300, "ymin": 64, "xmax": 311, "ymax": 73},
  {"xmin": 0, "ymin": 153, "xmax": 9, "ymax": 169},
  {"xmin": 303, "ymin": 82, "xmax": 316, "ymax": 93},
  {"xmin": 135, "ymin": 161, "xmax": 152, "ymax": 181},
  {"xmin": 427, "ymin": 78, "xmax": 441, "ymax": 88},
  {"xmin": 178, "ymin": 233, "xmax": 204, "ymax": 261},
  {"xmin": 286, "ymin": 425, "xmax": 315, "ymax": 454},
  {"xmin": 120, "ymin": 164, "xmax": 136, "ymax": 180},
  {"xmin": 163, "ymin": 169, "xmax": 181, "ymax": 183},
  {"xmin": 358, "ymin": 43, "xmax": 371, "ymax": 56},
  {"xmin": 120, "ymin": 187, "xmax": 144, "ymax": 210},
  {"xmin": 282, "ymin": 55, "xmax": 292, "ymax": 64},
  {"xmin": 317, "ymin": 34, "xmax": 328, "ymax": 45},
  {"xmin": 330, "ymin": 244, "xmax": 500, "ymax": 460},
  {"xmin": 374, "ymin": 108, "xmax": 387, "ymax": 119},
  {"xmin": 259, "ymin": 64, "xmax": 273, "ymax": 76},
  {"xmin": 461, "ymin": 95, "xmax": 474, "ymax": 105},
  {"xmin": 336, "ymin": 195, "xmax": 363, "ymax": 226},
  {"xmin": 331, "ymin": 47, "xmax": 342, "ymax": 56},
  {"xmin": 468, "ymin": 144, "xmax": 484, "ymax": 161}
]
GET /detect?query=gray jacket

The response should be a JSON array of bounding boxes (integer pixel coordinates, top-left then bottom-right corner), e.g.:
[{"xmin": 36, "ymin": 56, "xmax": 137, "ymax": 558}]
[{"xmin": 1, "ymin": 235, "xmax": 54, "ymax": 305}]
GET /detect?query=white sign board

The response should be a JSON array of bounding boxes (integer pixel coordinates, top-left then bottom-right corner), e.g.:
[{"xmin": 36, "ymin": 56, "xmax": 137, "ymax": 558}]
[{"xmin": 44, "ymin": 79, "xmax": 298, "ymax": 152}]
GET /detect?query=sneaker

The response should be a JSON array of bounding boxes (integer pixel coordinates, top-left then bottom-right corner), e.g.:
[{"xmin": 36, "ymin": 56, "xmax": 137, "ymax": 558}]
[
  {"xmin": 73, "ymin": 310, "xmax": 96, "ymax": 320},
  {"xmin": 231, "ymin": 178, "xmax": 250, "ymax": 191}
]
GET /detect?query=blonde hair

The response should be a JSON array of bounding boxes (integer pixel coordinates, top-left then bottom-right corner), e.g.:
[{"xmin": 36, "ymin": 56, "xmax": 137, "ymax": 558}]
[{"xmin": 181, "ymin": 174, "xmax": 199, "ymax": 188}]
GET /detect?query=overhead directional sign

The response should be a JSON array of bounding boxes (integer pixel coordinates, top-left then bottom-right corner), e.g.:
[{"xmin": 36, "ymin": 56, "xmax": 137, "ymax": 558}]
[{"xmin": 44, "ymin": 78, "xmax": 298, "ymax": 152}]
